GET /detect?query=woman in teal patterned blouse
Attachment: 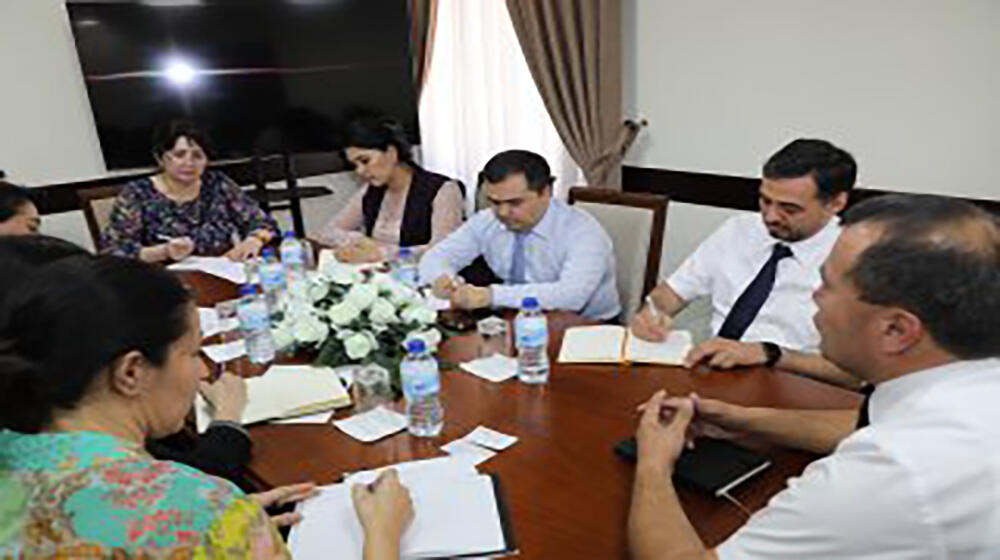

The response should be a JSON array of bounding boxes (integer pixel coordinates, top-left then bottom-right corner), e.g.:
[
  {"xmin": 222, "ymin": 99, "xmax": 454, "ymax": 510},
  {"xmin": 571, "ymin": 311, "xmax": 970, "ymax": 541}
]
[
  {"xmin": 0, "ymin": 252, "xmax": 414, "ymax": 558},
  {"xmin": 100, "ymin": 121, "xmax": 279, "ymax": 262}
]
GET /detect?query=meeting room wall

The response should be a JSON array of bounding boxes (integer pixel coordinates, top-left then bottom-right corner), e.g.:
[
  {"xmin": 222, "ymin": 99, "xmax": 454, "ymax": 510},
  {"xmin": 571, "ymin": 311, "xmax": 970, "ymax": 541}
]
[{"xmin": 623, "ymin": 0, "xmax": 1000, "ymax": 278}]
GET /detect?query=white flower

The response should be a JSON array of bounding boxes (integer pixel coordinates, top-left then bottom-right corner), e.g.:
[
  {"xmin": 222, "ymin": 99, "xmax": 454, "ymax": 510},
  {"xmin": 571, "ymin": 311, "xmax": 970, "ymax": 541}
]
[
  {"xmin": 272, "ymin": 323, "xmax": 295, "ymax": 350},
  {"xmin": 308, "ymin": 278, "xmax": 330, "ymax": 303},
  {"xmin": 344, "ymin": 331, "xmax": 375, "ymax": 360},
  {"xmin": 405, "ymin": 328, "xmax": 442, "ymax": 351},
  {"xmin": 368, "ymin": 297, "xmax": 399, "ymax": 324},
  {"xmin": 400, "ymin": 304, "xmax": 437, "ymax": 325},
  {"xmin": 322, "ymin": 261, "xmax": 363, "ymax": 286},
  {"xmin": 292, "ymin": 314, "xmax": 329, "ymax": 344},
  {"xmin": 326, "ymin": 301, "xmax": 362, "ymax": 326},
  {"xmin": 344, "ymin": 283, "xmax": 379, "ymax": 310}
]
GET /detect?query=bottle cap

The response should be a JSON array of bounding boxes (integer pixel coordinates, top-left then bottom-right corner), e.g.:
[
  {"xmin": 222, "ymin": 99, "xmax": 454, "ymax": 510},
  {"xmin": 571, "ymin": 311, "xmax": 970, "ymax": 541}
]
[
  {"xmin": 262, "ymin": 247, "xmax": 276, "ymax": 257},
  {"xmin": 238, "ymin": 284, "xmax": 257, "ymax": 296},
  {"xmin": 521, "ymin": 297, "xmax": 539, "ymax": 309},
  {"xmin": 406, "ymin": 339, "xmax": 427, "ymax": 353},
  {"xmin": 399, "ymin": 247, "xmax": 412, "ymax": 258},
  {"xmin": 282, "ymin": 231, "xmax": 296, "ymax": 239}
]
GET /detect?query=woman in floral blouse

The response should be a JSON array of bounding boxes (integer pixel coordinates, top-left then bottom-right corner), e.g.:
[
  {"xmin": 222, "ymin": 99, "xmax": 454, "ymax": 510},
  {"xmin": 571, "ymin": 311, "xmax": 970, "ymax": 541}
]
[
  {"xmin": 100, "ymin": 121, "xmax": 279, "ymax": 262},
  {"xmin": 0, "ymin": 253, "xmax": 414, "ymax": 558}
]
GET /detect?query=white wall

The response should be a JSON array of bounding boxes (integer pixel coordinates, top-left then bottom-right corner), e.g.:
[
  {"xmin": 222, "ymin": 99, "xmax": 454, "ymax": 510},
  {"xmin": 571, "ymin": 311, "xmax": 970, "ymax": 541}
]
[{"xmin": 625, "ymin": 0, "xmax": 1000, "ymax": 276}]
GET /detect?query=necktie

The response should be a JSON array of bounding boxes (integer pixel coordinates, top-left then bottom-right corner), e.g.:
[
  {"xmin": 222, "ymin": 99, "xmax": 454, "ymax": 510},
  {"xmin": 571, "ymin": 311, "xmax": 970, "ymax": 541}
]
[
  {"xmin": 855, "ymin": 384, "xmax": 876, "ymax": 429},
  {"xmin": 509, "ymin": 232, "xmax": 528, "ymax": 284},
  {"xmin": 717, "ymin": 243, "xmax": 793, "ymax": 340}
]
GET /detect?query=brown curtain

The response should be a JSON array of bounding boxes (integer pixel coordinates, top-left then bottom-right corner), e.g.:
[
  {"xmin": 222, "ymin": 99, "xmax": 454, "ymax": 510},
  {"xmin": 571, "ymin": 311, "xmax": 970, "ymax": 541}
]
[
  {"xmin": 506, "ymin": 0, "xmax": 638, "ymax": 188},
  {"xmin": 408, "ymin": 0, "xmax": 439, "ymax": 98}
]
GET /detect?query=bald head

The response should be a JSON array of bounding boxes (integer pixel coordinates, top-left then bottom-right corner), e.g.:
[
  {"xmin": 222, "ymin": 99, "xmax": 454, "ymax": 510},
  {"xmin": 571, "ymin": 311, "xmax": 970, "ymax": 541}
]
[{"xmin": 840, "ymin": 194, "xmax": 1000, "ymax": 359}]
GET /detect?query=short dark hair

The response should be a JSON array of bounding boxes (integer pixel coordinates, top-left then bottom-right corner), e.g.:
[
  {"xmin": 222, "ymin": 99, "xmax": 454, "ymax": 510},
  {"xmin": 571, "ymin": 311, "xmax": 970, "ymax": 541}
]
[
  {"xmin": 345, "ymin": 114, "xmax": 413, "ymax": 164},
  {"xmin": 763, "ymin": 139, "xmax": 857, "ymax": 201},
  {"xmin": 151, "ymin": 120, "xmax": 213, "ymax": 161},
  {"xmin": 841, "ymin": 194, "xmax": 1000, "ymax": 359},
  {"xmin": 0, "ymin": 181, "xmax": 35, "ymax": 222},
  {"xmin": 0, "ymin": 255, "xmax": 193, "ymax": 433},
  {"xmin": 0, "ymin": 235, "xmax": 89, "ymax": 294},
  {"xmin": 480, "ymin": 150, "xmax": 553, "ymax": 193}
]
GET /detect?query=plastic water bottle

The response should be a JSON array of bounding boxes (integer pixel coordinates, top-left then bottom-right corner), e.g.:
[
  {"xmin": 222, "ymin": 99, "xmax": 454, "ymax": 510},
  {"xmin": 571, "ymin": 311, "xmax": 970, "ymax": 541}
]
[
  {"xmin": 400, "ymin": 339, "xmax": 444, "ymax": 437},
  {"xmin": 236, "ymin": 284, "xmax": 275, "ymax": 364},
  {"xmin": 515, "ymin": 297, "xmax": 550, "ymax": 383},
  {"xmin": 393, "ymin": 246, "xmax": 419, "ymax": 288},
  {"xmin": 258, "ymin": 247, "xmax": 286, "ymax": 324},
  {"xmin": 280, "ymin": 232, "xmax": 309, "ymax": 319}
]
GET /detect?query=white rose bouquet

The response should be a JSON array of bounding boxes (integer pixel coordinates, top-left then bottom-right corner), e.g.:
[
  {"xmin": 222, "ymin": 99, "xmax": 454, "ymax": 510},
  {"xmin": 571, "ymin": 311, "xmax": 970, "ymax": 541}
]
[{"xmin": 271, "ymin": 261, "xmax": 445, "ymax": 393}]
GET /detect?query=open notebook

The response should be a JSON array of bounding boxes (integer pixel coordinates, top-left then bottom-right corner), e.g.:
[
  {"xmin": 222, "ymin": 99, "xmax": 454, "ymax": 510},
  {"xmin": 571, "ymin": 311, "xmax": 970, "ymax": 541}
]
[
  {"xmin": 194, "ymin": 365, "xmax": 351, "ymax": 432},
  {"xmin": 289, "ymin": 464, "xmax": 517, "ymax": 559},
  {"xmin": 557, "ymin": 325, "xmax": 693, "ymax": 366}
]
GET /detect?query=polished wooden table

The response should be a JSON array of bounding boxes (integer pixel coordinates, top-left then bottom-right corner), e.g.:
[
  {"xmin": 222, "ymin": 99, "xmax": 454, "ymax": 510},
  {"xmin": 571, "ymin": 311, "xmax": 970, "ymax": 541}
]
[{"xmin": 183, "ymin": 271, "xmax": 861, "ymax": 558}]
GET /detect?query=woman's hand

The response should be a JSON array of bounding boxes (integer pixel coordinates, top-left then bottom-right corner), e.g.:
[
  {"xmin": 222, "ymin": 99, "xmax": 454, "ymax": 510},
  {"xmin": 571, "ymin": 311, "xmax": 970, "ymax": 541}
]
[
  {"xmin": 250, "ymin": 482, "xmax": 319, "ymax": 527},
  {"xmin": 225, "ymin": 236, "xmax": 264, "ymax": 262},
  {"xmin": 335, "ymin": 237, "xmax": 384, "ymax": 263},
  {"xmin": 351, "ymin": 469, "xmax": 414, "ymax": 544},
  {"xmin": 166, "ymin": 236, "xmax": 195, "ymax": 261}
]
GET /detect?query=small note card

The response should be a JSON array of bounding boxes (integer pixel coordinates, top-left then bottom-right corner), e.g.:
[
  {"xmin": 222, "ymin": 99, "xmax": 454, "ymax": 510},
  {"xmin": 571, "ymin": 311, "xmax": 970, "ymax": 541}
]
[
  {"xmin": 459, "ymin": 355, "xmax": 519, "ymax": 383},
  {"xmin": 201, "ymin": 339, "xmax": 246, "ymax": 363},
  {"xmin": 332, "ymin": 406, "xmax": 408, "ymax": 443}
]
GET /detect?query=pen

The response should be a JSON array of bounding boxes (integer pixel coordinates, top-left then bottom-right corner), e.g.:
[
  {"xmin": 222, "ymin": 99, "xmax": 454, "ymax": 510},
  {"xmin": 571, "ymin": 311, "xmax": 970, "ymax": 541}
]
[
  {"xmin": 645, "ymin": 294, "xmax": 659, "ymax": 317},
  {"xmin": 156, "ymin": 233, "xmax": 172, "ymax": 242}
]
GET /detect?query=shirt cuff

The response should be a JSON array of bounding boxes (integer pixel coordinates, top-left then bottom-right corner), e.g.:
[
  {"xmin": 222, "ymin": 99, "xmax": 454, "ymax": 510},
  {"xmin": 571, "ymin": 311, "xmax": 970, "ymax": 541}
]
[
  {"xmin": 490, "ymin": 284, "xmax": 523, "ymax": 309},
  {"xmin": 208, "ymin": 420, "xmax": 250, "ymax": 439}
]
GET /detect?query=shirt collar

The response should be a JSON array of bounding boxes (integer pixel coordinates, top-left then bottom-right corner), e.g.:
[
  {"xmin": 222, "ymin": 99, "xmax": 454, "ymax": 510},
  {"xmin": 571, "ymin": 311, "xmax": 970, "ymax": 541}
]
[
  {"xmin": 869, "ymin": 358, "xmax": 1000, "ymax": 424},
  {"xmin": 784, "ymin": 216, "xmax": 841, "ymax": 264},
  {"xmin": 508, "ymin": 199, "xmax": 560, "ymax": 241}
]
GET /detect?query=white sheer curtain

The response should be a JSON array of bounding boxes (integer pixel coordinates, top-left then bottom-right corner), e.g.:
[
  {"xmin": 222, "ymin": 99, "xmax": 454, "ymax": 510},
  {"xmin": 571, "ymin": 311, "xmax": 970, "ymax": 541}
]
[{"xmin": 418, "ymin": 0, "xmax": 584, "ymax": 214}]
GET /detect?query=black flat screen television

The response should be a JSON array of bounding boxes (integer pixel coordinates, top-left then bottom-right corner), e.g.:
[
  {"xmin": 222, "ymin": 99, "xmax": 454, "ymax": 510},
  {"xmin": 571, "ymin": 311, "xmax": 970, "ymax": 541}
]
[{"xmin": 67, "ymin": 0, "xmax": 418, "ymax": 170}]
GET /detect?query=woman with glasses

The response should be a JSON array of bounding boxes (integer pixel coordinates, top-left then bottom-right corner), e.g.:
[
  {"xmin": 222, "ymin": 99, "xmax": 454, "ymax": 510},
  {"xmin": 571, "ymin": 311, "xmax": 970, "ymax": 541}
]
[{"xmin": 100, "ymin": 121, "xmax": 279, "ymax": 262}]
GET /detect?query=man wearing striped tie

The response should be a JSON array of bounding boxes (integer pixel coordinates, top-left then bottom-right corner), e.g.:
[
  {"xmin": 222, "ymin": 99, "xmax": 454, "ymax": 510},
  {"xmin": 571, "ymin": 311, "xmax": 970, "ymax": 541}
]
[
  {"xmin": 629, "ymin": 194, "xmax": 1000, "ymax": 558},
  {"xmin": 419, "ymin": 149, "xmax": 621, "ymax": 322}
]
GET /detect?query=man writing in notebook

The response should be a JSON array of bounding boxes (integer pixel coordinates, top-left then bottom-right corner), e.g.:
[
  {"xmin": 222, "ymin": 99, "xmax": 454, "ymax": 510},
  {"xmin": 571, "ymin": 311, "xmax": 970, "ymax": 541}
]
[
  {"xmin": 631, "ymin": 139, "xmax": 857, "ymax": 387},
  {"xmin": 419, "ymin": 149, "xmax": 620, "ymax": 321},
  {"xmin": 629, "ymin": 194, "xmax": 1000, "ymax": 558}
]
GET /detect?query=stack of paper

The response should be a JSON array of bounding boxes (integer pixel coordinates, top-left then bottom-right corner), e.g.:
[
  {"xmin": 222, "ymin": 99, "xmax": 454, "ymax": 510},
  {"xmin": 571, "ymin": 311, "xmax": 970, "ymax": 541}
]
[
  {"xmin": 289, "ymin": 457, "xmax": 516, "ymax": 559},
  {"xmin": 195, "ymin": 365, "xmax": 351, "ymax": 432},
  {"xmin": 557, "ymin": 325, "xmax": 693, "ymax": 366},
  {"xmin": 168, "ymin": 256, "xmax": 248, "ymax": 284}
]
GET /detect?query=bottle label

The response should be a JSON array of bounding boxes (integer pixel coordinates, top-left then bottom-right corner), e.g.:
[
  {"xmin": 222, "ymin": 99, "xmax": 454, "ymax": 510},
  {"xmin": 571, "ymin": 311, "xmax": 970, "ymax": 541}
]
[
  {"xmin": 237, "ymin": 301, "xmax": 270, "ymax": 331},
  {"xmin": 393, "ymin": 264, "xmax": 418, "ymax": 287},
  {"xmin": 401, "ymin": 360, "xmax": 440, "ymax": 398},
  {"xmin": 281, "ymin": 244, "xmax": 304, "ymax": 266},
  {"xmin": 516, "ymin": 316, "xmax": 548, "ymax": 347},
  {"xmin": 260, "ymin": 264, "xmax": 286, "ymax": 289}
]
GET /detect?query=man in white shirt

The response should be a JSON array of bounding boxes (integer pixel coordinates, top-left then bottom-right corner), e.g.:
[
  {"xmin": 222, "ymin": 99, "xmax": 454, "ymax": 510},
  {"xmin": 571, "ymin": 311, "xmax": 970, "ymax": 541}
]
[
  {"xmin": 628, "ymin": 194, "xmax": 1000, "ymax": 559},
  {"xmin": 419, "ymin": 150, "xmax": 620, "ymax": 321},
  {"xmin": 631, "ymin": 139, "xmax": 856, "ymax": 386}
]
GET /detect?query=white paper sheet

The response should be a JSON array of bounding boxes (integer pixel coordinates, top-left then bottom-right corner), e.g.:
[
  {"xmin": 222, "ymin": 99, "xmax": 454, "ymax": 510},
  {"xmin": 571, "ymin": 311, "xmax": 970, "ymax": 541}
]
[
  {"xmin": 270, "ymin": 411, "xmax": 334, "ymax": 425},
  {"xmin": 332, "ymin": 406, "xmax": 408, "ymax": 443},
  {"xmin": 201, "ymin": 339, "xmax": 246, "ymax": 363},
  {"xmin": 168, "ymin": 256, "xmax": 248, "ymax": 284},
  {"xmin": 459, "ymin": 355, "xmax": 519, "ymax": 383},
  {"xmin": 440, "ymin": 439, "xmax": 497, "ymax": 466},
  {"xmin": 343, "ymin": 456, "xmax": 478, "ymax": 487},
  {"xmin": 464, "ymin": 426, "xmax": 518, "ymax": 451},
  {"xmin": 289, "ymin": 474, "xmax": 507, "ymax": 560},
  {"xmin": 197, "ymin": 307, "xmax": 240, "ymax": 339}
]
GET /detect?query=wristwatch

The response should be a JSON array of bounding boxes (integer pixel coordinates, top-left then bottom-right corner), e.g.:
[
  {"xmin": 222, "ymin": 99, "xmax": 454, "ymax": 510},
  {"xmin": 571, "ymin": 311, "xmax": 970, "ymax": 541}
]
[{"xmin": 761, "ymin": 342, "xmax": 783, "ymax": 368}]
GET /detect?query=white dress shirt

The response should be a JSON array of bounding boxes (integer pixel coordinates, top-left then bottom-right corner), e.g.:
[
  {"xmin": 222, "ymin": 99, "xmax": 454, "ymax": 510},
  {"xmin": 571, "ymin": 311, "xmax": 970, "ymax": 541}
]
[
  {"xmin": 667, "ymin": 213, "xmax": 840, "ymax": 352},
  {"xmin": 717, "ymin": 358, "xmax": 1000, "ymax": 559},
  {"xmin": 418, "ymin": 199, "xmax": 621, "ymax": 320}
]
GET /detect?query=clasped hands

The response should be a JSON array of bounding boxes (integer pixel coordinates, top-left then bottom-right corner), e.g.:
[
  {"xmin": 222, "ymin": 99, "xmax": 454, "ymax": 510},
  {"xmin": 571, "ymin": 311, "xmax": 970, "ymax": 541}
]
[
  {"xmin": 630, "ymin": 304, "xmax": 771, "ymax": 370},
  {"xmin": 431, "ymin": 275, "xmax": 492, "ymax": 310},
  {"xmin": 634, "ymin": 390, "xmax": 743, "ymax": 474},
  {"xmin": 160, "ymin": 235, "xmax": 264, "ymax": 262}
]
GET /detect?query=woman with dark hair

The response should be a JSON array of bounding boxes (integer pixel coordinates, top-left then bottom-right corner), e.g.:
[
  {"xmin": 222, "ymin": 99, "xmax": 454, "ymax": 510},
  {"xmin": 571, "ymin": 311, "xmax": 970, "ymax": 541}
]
[
  {"xmin": 0, "ymin": 255, "xmax": 412, "ymax": 557},
  {"xmin": 0, "ymin": 180, "xmax": 40, "ymax": 235},
  {"xmin": 317, "ymin": 115, "xmax": 464, "ymax": 262},
  {"xmin": 100, "ymin": 120, "xmax": 279, "ymax": 262}
]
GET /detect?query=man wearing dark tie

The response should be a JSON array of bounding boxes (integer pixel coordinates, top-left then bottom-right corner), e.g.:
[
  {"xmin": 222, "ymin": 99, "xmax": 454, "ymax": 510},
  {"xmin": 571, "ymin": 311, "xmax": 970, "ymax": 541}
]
[
  {"xmin": 628, "ymin": 194, "xmax": 1000, "ymax": 558},
  {"xmin": 631, "ymin": 139, "xmax": 857, "ymax": 386}
]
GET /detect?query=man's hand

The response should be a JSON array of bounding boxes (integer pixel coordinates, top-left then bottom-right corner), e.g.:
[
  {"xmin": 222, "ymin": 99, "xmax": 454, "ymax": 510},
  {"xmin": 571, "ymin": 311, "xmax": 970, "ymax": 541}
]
[
  {"xmin": 199, "ymin": 372, "xmax": 248, "ymax": 423},
  {"xmin": 684, "ymin": 338, "xmax": 767, "ymax": 369},
  {"xmin": 450, "ymin": 285, "xmax": 491, "ymax": 310},
  {"xmin": 629, "ymin": 304, "xmax": 673, "ymax": 342},
  {"xmin": 250, "ymin": 482, "xmax": 319, "ymax": 527},
  {"xmin": 224, "ymin": 236, "xmax": 264, "ymax": 262},
  {"xmin": 431, "ymin": 275, "xmax": 460, "ymax": 299},
  {"xmin": 635, "ymin": 390, "xmax": 696, "ymax": 475},
  {"xmin": 166, "ymin": 236, "xmax": 195, "ymax": 261},
  {"xmin": 335, "ymin": 237, "xmax": 384, "ymax": 263},
  {"xmin": 351, "ymin": 469, "xmax": 414, "ymax": 541}
]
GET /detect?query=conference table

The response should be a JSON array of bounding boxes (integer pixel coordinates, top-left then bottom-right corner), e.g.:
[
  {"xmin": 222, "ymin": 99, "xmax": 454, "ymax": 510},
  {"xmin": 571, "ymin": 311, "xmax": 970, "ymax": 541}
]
[{"xmin": 183, "ymin": 270, "xmax": 861, "ymax": 559}]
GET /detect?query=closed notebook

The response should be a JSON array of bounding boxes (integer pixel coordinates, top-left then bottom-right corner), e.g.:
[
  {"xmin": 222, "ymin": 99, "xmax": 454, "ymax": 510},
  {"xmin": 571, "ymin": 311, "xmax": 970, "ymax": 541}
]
[
  {"xmin": 557, "ymin": 325, "xmax": 693, "ymax": 366},
  {"xmin": 195, "ymin": 365, "xmax": 351, "ymax": 432}
]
